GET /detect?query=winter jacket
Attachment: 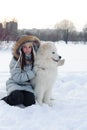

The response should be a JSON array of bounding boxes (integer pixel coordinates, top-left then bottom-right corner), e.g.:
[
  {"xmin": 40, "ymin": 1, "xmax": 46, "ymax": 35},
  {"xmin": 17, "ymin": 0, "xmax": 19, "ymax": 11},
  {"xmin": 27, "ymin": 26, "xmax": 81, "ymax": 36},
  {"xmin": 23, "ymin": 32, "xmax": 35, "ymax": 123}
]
[
  {"xmin": 6, "ymin": 57, "xmax": 36, "ymax": 95},
  {"xmin": 6, "ymin": 35, "xmax": 41, "ymax": 95}
]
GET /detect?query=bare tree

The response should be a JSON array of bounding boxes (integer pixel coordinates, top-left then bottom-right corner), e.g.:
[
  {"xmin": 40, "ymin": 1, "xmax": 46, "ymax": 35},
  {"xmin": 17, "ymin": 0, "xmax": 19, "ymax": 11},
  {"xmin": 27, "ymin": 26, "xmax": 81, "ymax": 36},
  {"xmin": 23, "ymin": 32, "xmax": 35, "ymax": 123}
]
[
  {"xmin": 82, "ymin": 24, "xmax": 87, "ymax": 42},
  {"xmin": 54, "ymin": 19, "xmax": 76, "ymax": 43}
]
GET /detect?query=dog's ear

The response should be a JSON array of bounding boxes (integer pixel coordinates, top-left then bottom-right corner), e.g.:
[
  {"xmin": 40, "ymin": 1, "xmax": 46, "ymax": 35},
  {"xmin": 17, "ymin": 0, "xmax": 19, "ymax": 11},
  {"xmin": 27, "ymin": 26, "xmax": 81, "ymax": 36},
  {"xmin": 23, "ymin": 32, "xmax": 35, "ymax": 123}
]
[
  {"xmin": 39, "ymin": 44, "xmax": 49, "ymax": 53},
  {"xmin": 58, "ymin": 59, "xmax": 65, "ymax": 66},
  {"xmin": 43, "ymin": 44, "xmax": 50, "ymax": 50}
]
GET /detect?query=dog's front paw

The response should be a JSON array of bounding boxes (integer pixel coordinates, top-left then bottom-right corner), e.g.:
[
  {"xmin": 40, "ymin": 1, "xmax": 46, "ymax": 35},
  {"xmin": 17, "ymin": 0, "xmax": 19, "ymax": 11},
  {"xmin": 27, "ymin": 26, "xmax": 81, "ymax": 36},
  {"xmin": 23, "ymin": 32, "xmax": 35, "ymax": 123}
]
[
  {"xmin": 36, "ymin": 98, "xmax": 43, "ymax": 106},
  {"xmin": 44, "ymin": 100, "xmax": 53, "ymax": 107}
]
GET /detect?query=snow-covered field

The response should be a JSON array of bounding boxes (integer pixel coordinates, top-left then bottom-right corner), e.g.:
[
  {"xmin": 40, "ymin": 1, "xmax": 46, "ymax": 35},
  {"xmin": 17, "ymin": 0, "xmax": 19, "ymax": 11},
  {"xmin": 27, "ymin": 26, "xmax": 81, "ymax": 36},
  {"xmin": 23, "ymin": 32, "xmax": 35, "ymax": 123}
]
[{"xmin": 0, "ymin": 41, "xmax": 87, "ymax": 130}]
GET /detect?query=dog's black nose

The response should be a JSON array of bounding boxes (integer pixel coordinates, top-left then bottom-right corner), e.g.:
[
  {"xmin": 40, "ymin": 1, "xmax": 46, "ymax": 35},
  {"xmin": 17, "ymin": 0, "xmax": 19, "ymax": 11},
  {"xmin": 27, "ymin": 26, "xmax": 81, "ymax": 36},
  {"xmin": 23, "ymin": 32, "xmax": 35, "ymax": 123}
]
[{"xmin": 59, "ymin": 56, "xmax": 61, "ymax": 59}]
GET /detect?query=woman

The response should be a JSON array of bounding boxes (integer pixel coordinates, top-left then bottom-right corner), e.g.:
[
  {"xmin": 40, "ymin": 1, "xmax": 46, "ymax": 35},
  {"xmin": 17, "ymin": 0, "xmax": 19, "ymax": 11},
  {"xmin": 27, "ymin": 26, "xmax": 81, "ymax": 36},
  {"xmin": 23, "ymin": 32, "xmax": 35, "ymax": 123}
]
[{"xmin": 2, "ymin": 35, "xmax": 41, "ymax": 106}]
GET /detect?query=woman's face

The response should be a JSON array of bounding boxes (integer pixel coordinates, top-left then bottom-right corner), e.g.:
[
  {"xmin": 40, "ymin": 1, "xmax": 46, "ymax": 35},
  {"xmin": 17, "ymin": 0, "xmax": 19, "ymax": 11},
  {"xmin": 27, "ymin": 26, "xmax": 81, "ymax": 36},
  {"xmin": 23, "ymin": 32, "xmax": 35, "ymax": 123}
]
[{"xmin": 22, "ymin": 43, "xmax": 32, "ymax": 55}]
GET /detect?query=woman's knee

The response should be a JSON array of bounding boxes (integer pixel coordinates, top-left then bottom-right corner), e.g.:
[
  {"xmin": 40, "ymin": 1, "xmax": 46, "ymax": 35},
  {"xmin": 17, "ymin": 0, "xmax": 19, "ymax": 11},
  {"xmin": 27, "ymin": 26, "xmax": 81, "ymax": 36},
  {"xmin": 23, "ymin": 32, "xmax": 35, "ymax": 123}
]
[
  {"xmin": 7, "ymin": 90, "xmax": 24, "ymax": 105},
  {"xmin": 23, "ymin": 91, "xmax": 36, "ymax": 106}
]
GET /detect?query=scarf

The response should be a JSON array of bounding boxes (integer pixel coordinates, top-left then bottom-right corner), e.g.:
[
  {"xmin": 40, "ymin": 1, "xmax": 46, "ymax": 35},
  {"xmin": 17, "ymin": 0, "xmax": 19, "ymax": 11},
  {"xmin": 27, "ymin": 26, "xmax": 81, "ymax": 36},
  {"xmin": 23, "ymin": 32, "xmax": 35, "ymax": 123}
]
[{"xmin": 25, "ymin": 54, "xmax": 32, "ymax": 61}]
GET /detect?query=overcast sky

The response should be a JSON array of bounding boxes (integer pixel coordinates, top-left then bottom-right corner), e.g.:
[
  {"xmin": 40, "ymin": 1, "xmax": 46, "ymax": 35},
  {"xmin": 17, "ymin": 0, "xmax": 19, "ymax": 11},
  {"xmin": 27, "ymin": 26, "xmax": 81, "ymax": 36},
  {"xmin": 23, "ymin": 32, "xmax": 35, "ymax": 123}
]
[{"xmin": 0, "ymin": 0, "xmax": 87, "ymax": 31}]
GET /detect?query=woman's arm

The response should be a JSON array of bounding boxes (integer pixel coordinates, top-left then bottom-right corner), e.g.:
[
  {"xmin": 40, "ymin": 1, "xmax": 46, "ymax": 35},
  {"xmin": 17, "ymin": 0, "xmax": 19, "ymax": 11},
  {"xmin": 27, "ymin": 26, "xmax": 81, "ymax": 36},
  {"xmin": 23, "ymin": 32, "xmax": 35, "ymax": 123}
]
[{"xmin": 10, "ymin": 58, "xmax": 36, "ymax": 83}]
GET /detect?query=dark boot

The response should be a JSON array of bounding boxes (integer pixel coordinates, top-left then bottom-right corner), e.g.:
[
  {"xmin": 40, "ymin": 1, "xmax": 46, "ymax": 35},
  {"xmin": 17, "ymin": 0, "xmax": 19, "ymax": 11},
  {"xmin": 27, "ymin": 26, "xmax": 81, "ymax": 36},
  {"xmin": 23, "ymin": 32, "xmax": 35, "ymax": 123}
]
[
  {"xmin": 1, "ymin": 96, "xmax": 8, "ymax": 103},
  {"xmin": 1, "ymin": 91, "xmax": 24, "ymax": 106}
]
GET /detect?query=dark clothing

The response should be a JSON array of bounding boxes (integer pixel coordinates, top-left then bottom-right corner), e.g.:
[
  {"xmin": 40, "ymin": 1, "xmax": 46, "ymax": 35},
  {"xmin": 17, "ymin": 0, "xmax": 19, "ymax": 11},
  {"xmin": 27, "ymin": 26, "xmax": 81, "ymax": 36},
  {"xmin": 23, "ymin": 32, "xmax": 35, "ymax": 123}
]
[{"xmin": 2, "ymin": 90, "xmax": 35, "ymax": 106}]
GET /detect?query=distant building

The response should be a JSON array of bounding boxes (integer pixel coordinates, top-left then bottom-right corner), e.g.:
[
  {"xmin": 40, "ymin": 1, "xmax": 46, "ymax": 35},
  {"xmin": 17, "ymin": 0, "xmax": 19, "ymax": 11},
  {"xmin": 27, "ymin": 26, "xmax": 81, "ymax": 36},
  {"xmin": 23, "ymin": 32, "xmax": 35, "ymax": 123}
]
[{"xmin": 6, "ymin": 21, "xmax": 18, "ymax": 33}]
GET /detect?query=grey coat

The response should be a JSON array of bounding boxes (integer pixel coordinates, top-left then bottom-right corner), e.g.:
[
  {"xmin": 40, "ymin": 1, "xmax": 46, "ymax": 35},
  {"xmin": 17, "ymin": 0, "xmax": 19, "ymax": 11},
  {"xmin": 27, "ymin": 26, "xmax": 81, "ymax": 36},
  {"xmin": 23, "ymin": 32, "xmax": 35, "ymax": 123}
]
[
  {"xmin": 6, "ymin": 35, "xmax": 41, "ymax": 95},
  {"xmin": 6, "ymin": 57, "xmax": 36, "ymax": 95}
]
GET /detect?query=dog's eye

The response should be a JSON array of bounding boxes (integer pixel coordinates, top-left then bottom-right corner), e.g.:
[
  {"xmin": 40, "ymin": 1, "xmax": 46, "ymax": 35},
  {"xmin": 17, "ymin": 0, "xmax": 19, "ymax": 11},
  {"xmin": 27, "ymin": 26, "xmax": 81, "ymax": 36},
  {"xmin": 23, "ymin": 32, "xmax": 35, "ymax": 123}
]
[{"xmin": 52, "ymin": 52, "xmax": 55, "ymax": 54}]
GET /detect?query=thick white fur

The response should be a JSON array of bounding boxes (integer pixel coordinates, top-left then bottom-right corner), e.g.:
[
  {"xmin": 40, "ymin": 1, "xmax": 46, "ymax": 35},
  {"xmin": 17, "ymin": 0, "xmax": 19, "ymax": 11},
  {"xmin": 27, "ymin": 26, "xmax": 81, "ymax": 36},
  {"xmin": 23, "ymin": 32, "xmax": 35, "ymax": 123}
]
[{"xmin": 31, "ymin": 42, "xmax": 65, "ymax": 106}]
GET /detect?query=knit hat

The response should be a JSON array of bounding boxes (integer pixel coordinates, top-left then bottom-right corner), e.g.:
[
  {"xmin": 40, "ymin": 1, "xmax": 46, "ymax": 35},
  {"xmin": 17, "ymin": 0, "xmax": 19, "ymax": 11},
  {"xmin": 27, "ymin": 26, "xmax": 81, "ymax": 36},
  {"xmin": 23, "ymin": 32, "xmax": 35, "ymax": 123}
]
[{"xmin": 13, "ymin": 35, "xmax": 41, "ymax": 59}]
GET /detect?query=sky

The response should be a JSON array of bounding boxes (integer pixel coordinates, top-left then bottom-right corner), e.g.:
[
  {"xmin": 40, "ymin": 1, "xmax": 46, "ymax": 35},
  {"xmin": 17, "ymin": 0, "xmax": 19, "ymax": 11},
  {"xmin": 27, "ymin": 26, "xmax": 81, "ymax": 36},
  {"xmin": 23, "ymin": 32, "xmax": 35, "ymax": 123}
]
[{"xmin": 0, "ymin": 0, "xmax": 87, "ymax": 31}]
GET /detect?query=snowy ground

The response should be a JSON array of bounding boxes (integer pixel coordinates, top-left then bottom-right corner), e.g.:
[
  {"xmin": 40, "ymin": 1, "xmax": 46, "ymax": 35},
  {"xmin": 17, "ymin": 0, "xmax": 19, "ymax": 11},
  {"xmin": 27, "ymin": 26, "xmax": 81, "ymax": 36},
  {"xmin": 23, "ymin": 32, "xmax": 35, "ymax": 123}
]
[{"xmin": 0, "ymin": 41, "xmax": 87, "ymax": 130}]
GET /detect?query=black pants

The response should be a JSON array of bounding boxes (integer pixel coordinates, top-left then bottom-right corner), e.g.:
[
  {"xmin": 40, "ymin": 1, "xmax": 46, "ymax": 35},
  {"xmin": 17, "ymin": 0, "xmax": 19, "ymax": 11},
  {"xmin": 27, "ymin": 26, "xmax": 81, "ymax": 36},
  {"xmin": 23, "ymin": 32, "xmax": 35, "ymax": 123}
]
[{"xmin": 2, "ymin": 90, "xmax": 36, "ymax": 106}]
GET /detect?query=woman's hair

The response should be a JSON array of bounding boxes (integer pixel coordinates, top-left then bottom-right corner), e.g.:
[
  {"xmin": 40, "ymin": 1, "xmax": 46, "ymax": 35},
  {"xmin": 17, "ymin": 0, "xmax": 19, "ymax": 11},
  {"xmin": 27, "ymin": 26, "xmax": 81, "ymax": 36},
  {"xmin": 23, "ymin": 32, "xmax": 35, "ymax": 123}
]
[{"xmin": 20, "ymin": 47, "xmax": 34, "ymax": 70}]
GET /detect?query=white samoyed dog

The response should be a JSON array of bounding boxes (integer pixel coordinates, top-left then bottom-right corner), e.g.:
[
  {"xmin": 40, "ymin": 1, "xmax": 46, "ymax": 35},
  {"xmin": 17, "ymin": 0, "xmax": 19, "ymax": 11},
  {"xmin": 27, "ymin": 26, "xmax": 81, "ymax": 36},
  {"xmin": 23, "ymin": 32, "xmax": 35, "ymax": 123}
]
[{"xmin": 31, "ymin": 42, "xmax": 65, "ymax": 106}]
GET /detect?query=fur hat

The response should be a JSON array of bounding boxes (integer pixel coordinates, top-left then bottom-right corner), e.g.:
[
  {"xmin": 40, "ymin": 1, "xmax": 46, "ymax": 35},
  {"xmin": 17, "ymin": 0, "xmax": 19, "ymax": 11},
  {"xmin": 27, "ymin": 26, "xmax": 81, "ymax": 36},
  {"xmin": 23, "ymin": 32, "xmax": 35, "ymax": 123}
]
[{"xmin": 13, "ymin": 35, "xmax": 41, "ymax": 59}]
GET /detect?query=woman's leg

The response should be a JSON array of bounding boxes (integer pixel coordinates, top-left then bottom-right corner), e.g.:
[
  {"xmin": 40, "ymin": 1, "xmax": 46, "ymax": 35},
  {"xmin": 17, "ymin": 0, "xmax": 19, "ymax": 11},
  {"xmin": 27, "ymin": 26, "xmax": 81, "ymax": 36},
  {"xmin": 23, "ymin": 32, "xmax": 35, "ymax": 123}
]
[
  {"xmin": 2, "ymin": 90, "xmax": 24, "ymax": 106},
  {"xmin": 23, "ymin": 91, "xmax": 36, "ymax": 106}
]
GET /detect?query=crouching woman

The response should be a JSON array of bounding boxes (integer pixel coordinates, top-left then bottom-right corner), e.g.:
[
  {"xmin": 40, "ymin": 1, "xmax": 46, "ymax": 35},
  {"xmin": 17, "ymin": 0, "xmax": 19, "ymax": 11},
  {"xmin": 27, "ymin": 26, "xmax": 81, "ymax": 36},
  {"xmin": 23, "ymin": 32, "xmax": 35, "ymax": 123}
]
[{"xmin": 2, "ymin": 35, "xmax": 40, "ymax": 107}]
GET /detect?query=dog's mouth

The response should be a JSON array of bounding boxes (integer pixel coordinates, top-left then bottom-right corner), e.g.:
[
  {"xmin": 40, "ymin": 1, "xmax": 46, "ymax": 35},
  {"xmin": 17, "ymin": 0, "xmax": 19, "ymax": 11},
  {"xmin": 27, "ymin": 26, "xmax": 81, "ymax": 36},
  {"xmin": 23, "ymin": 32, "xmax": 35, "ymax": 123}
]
[{"xmin": 52, "ymin": 58, "xmax": 59, "ymax": 62}]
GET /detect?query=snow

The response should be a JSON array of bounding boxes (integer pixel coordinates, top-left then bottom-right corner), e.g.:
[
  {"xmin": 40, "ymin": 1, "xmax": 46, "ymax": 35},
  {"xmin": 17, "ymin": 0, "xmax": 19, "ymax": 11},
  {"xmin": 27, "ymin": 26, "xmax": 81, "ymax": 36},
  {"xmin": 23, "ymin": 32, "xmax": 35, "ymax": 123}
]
[{"xmin": 0, "ymin": 41, "xmax": 87, "ymax": 130}]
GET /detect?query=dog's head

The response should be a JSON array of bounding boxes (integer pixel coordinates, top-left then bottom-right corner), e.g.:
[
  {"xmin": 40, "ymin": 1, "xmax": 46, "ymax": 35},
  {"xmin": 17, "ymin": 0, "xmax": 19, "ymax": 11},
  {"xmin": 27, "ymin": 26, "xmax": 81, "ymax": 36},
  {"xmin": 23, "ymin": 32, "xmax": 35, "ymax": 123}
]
[
  {"xmin": 50, "ymin": 44, "xmax": 65, "ymax": 66},
  {"xmin": 37, "ymin": 42, "xmax": 65, "ymax": 66}
]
